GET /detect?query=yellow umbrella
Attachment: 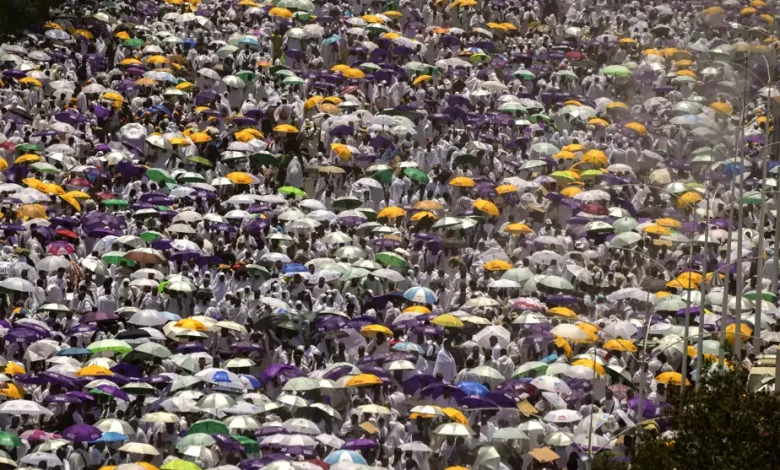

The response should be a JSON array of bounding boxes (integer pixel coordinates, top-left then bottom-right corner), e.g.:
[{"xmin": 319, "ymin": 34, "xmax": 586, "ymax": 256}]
[
  {"xmin": 135, "ymin": 77, "xmax": 158, "ymax": 87},
  {"xmin": 642, "ymin": 48, "xmax": 663, "ymax": 56},
  {"xmin": 318, "ymin": 103, "xmax": 341, "ymax": 115},
  {"xmin": 473, "ymin": 199, "xmax": 499, "ymax": 216},
  {"xmin": 15, "ymin": 154, "xmax": 42, "ymax": 164},
  {"xmin": 741, "ymin": 7, "xmax": 757, "ymax": 15},
  {"xmin": 146, "ymin": 55, "xmax": 169, "ymax": 64},
  {"xmin": 175, "ymin": 318, "xmax": 207, "ymax": 331},
  {"xmin": 581, "ymin": 150, "xmax": 608, "ymax": 166},
  {"xmin": 726, "ymin": 323, "xmax": 752, "ymax": 344},
  {"xmin": 554, "ymin": 337, "xmax": 572, "ymax": 357},
  {"xmin": 562, "ymin": 143, "xmax": 585, "ymax": 152},
  {"xmin": 234, "ymin": 130, "xmax": 258, "ymax": 142},
  {"xmin": 413, "ymin": 75, "xmax": 432, "ymax": 85},
  {"xmin": 19, "ymin": 77, "xmax": 42, "ymax": 87},
  {"xmin": 65, "ymin": 190, "xmax": 91, "ymax": 199},
  {"xmin": 710, "ymin": 102, "xmax": 732, "ymax": 115},
  {"xmin": 604, "ymin": 339, "xmax": 638, "ymax": 353},
  {"xmin": 22, "ymin": 177, "xmax": 43, "ymax": 189},
  {"xmin": 4, "ymin": 363, "xmax": 25, "ymax": 376},
  {"xmin": 331, "ymin": 64, "xmax": 351, "ymax": 72},
  {"xmin": 674, "ymin": 59, "xmax": 693, "ymax": 68},
  {"xmin": 676, "ymin": 70, "xmax": 696, "ymax": 78},
  {"xmin": 411, "ymin": 211, "xmax": 437, "ymax": 221},
  {"xmin": 44, "ymin": 22, "xmax": 62, "ymax": 29},
  {"xmin": 577, "ymin": 323, "xmax": 600, "ymax": 337},
  {"xmin": 170, "ymin": 137, "xmax": 190, "ymax": 146},
  {"xmin": 676, "ymin": 272, "xmax": 703, "ymax": 289},
  {"xmin": 0, "ymin": 158, "xmax": 8, "ymax": 171},
  {"xmin": 76, "ymin": 365, "xmax": 114, "ymax": 377},
  {"xmin": 304, "ymin": 96, "xmax": 324, "ymax": 110},
  {"xmin": 642, "ymin": 224, "xmax": 671, "ymax": 236},
  {"xmin": 361, "ymin": 14, "xmax": 385, "ymax": 23},
  {"xmin": 74, "ymin": 29, "xmax": 94, "ymax": 40},
  {"xmin": 553, "ymin": 150, "xmax": 577, "ymax": 160},
  {"xmin": 560, "ymin": 186, "xmax": 583, "ymax": 198},
  {"xmin": 655, "ymin": 372, "xmax": 691, "ymax": 386},
  {"xmin": 496, "ymin": 184, "xmax": 517, "ymax": 194},
  {"xmin": 486, "ymin": 22, "xmax": 507, "ymax": 30},
  {"xmin": 571, "ymin": 359, "xmax": 605, "ymax": 376},
  {"xmin": 656, "ymin": 218, "xmax": 682, "ymax": 228},
  {"xmin": 342, "ymin": 68, "xmax": 365, "ymax": 79},
  {"xmin": 415, "ymin": 200, "xmax": 443, "ymax": 210},
  {"xmin": 449, "ymin": 176, "xmax": 475, "ymax": 187},
  {"xmin": 442, "ymin": 407, "xmax": 469, "ymax": 425},
  {"xmin": 431, "ymin": 314, "xmax": 464, "ymax": 328},
  {"xmin": 226, "ymin": 172, "xmax": 255, "ymax": 185},
  {"xmin": 330, "ymin": 143, "xmax": 354, "ymax": 160},
  {"xmin": 0, "ymin": 383, "xmax": 23, "ymax": 399},
  {"xmin": 677, "ymin": 191, "xmax": 703, "ymax": 209},
  {"xmin": 377, "ymin": 206, "xmax": 407, "ymax": 219},
  {"xmin": 102, "ymin": 91, "xmax": 124, "ymax": 102},
  {"xmin": 503, "ymin": 222, "xmax": 534, "ymax": 234},
  {"xmin": 189, "ymin": 132, "xmax": 212, "ymax": 144},
  {"xmin": 381, "ymin": 32, "xmax": 402, "ymax": 39},
  {"xmin": 176, "ymin": 81, "xmax": 195, "ymax": 90},
  {"xmin": 347, "ymin": 374, "xmax": 383, "ymax": 387},
  {"xmin": 237, "ymin": 0, "xmax": 258, "ymax": 5},
  {"xmin": 588, "ymin": 118, "xmax": 610, "ymax": 127},
  {"xmin": 619, "ymin": 38, "xmax": 637, "ymax": 44},
  {"xmin": 17, "ymin": 204, "xmax": 47, "ymax": 220},
  {"xmin": 273, "ymin": 124, "xmax": 299, "ymax": 134},
  {"xmin": 624, "ymin": 122, "xmax": 647, "ymax": 135},
  {"xmin": 483, "ymin": 259, "xmax": 513, "ymax": 271},
  {"xmin": 322, "ymin": 96, "xmax": 343, "ymax": 104},
  {"xmin": 60, "ymin": 194, "xmax": 81, "ymax": 212},
  {"xmin": 384, "ymin": 10, "xmax": 403, "ymax": 17},
  {"xmin": 703, "ymin": 6, "xmax": 724, "ymax": 14},
  {"xmin": 548, "ymin": 307, "xmax": 577, "ymax": 318},
  {"xmin": 235, "ymin": 127, "xmax": 264, "ymax": 139},
  {"xmin": 40, "ymin": 183, "xmax": 65, "ymax": 196},
  {"xmin": 269, "ymin": 7, "xmax": 293, "ymax": 18},
  {"xmin": 404, "ymin": 305, "xmax": 430, "ymax": 314}
]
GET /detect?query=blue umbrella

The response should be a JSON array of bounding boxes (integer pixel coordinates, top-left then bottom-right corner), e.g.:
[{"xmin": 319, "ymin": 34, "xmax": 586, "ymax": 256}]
[
  {"xmin": 280, "ymin": 263, "xmax": 308, "ymax": 274},
  {"xmin": 391, "ymin": 341, "xmax": 424, "ymax": 353},
  {"xmin": 324, "ymin": 450, "xmax": 367, "ymax": 465},
  {"xmin": 403, "ymin": 287, "xmax": 437, "ymax": 304},
  {"xmin": 96, "ymin": 432, "xmax": 128, "ymax": 443},
  {"xmin": 56, "ymin": 347, "xmax": 92, "ymax": 357},
  {"xmin": 457, "ymin": 381, "xmax": 489, "ymax": 396}
]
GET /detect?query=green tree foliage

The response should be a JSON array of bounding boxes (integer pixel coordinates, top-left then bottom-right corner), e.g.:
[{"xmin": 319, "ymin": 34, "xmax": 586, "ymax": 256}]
[
  {"xmin": 0, "ymin": 0, "xmax": 60, "ymax": 38},
  {"xmin": 594, "ymin": 364, "xmax": 780, "ymax": 470}
]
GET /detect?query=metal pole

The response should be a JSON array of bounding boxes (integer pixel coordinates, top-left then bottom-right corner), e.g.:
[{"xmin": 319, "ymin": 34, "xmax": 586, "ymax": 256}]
[
  {"xmin": 733, "ymin": 56, "xmax": 751, "ymax": 356},
  {"xmin": 680, "ymin": 209, "xmax": 696, "ymax": 397},
  {"xmin": 696, "ymin": 212, "xmax": 709, "ymax": 390}
]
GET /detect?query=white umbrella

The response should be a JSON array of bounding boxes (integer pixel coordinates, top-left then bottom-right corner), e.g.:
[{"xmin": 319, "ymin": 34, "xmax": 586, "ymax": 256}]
[
  {"xmin": 544, "ymin": 409, "xmax": 583, "ymax": 423},
  {"xmin": 0, "ymin": 400, "xmax": 52, "ymax": 416}
]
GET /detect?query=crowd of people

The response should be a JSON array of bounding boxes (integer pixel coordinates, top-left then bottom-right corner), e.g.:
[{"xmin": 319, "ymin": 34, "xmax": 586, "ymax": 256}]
[{"xmin": 0, "ymin": 0, "xmax": 776, "ymax": 468}]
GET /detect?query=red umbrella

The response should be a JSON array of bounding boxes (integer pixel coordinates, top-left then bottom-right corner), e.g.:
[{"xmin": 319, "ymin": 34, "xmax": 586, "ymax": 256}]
[
  {"xmin": 583, "ymin": 203, "xmax": 608, "ymax": 215},
  {"xmin": 55, "ymin": 228, "xmax": 78, "ymax": 239},
  {"xmin": 96, "ymin": 191, "xmax": 115, "ymax": 200},
  {"xmin": 65, "ymin": 177, "xmax": 92, "ymax": 188},
  {"xmin": 564, "ymin": 51, "xmax": 586, "ymax": 60}
]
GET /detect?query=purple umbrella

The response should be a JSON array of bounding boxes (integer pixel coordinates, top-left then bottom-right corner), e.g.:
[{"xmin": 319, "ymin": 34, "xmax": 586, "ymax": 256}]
[
  {"xmin": 81, "ymin": 311, "xmax": 118, "ymax": 323},
  {"xmin": 343, "ymin": 438, "xmax": 378, "ymax": 450},
  {"xmin": 5, "ymin": 328, "xmax": 46, "ymax": 343},
  {"xmin": 213, "ymin": 434, "xmax": 246, "ymax": 454},
  {"xmin": 627, "ymin": 397, "xmax": 657, "ymax": 418},
  {"xmin": 62, "ymin": 424, "xmax": 102, "ymax": 442},
  {"xmin": 93, "ymin": 384, "xmax": 130, "ymax": 401},
  {"xmin": 259, "ymin": 364, "xmax": 303, "ymax": 385}
]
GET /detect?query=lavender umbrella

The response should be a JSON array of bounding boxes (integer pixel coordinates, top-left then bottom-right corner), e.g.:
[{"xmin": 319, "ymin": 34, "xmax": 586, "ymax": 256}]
[
  {"xmin": 62, "ymin": 424, "xmax": 102, "ymax": 442},
  {"xmin": 343, "ymin": 438, "xmax": 378, "ymax": 450}
]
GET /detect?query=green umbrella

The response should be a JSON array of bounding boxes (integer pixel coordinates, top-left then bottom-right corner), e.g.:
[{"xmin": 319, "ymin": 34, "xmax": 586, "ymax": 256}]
[
  {"xmin": 282, "ymin": 76, "xmax": 305, "ymax": 86},
  {"xmin": 187, "ymin": 156, "xmax": 213, "ymax": 167},
  {"xmin": 512, "ymin": 361, "xmax": 548, "ymax": 378},
  {"xmin": 274, "ymin": 68, "xmax": 296, "ymax": 77},
  {"xmin": 740, "ymin": 190, "xmax": 763, "ymax": 205},
  {"xmin": 745, "ymin": 290, "xmax": 776, "ymax": 302},
  {"xmin": 15, "ymin": 144, "xmax": 40, "ymax": 152},
  {"xmin": 122, "ymin": 38, "xmax": 145, "ymax": 48},
  {"xmin": 279, "ymin": 186, "xmax": 306, "ymax": 197},
  {"xmin": 161, "ymin": 460, "xmax": 202, "ymax": 470},
  {"xmin": 244, "ymin": 264, "xmax": 270, "ymax": 279},
  {"xmin": 87, "ymin": 339, "xmax": 133, "ymax": 354},
  {"xmin": 612, "ymin": 217, "xmax": 638, "ymax": 234},
  {"xmin": 357, "ymin": 62, "xmax": 382, "ymax": 71},
  {"xmin": 468, "ymin": 53, "xmax": 491, "ymax": 64},
  {"xmin": 0, "ymin": 432, "xmax": 22, "ymax": 448},
  {"xmin": 132, "ymin": 342, "xmax": 171, "ymax": 358},
  {"xmin": 235, "ymin": 70, "xmax": 257, "ymax": 82},
  {"xmin": 671, "ymin": 75, "xmax": 696, "ymax": 83},
  {"xmin": 512, "ymin": 69, "xmax": 536, "ymax": 80},
  {"xmin": 371, "ymin": 168, "xmax": 393, "ymax": 184},
  {"xmin": 103, "ymin": 199, "xmax": 129, "ymax": 207},
  {"xmin": 376, "ymin": 252, "xmax": 405, "ymax": 268},
  {"xmin": 529, "ymin": 113, "xmax": 551, "ymax": 123},
  {"xmin": 600, "ymin": 65, "xmax": 632, "ymax": 76},
  {"xmin": 102, "ymin": 251, "xmax": 135, "ymax": 266},
  {"xmin": 249, "ymin": 151, "xmax": 280, "ymax": 166},
  {"xmin": 356, "ymin": 207, "xmax": 377, "ymax": 221},
  {"xmin": 232, "ymin": 435, "xmax": 259, "ymax": 453},
  {"xmin": 177, "ymin": 172, "xmax": 206, "ymax": 183},
  {"xmin": 498, "ymin": 102, "xmax": 528, "ymax": 116},
  {"xmin": 157, "ymin": 280, "xmax": 170, "ymax": 293},
  {"xmin": 276, "ymin": 0, "xmax": 315, "ymax": 11},
  {"xmin": 403, "ymin": 167, "xmax": 430, "ymax": 184},
  {"xmin": 30, "ymin": 162, "xmax": 60, "ymax": 175},
  {"xmin": 188, "ymin": 420, "xmax": 229, "ymax": 436},
  {"xmin": 140, "ymin": 231, "xmax": 164, "ymax": 243},
  {"xmin": 333, "ymin": 196, "xmax": 363, "ymax": 210},
  {"xmin": 555, "ymin": 69, "xmax": 579, "ymax": 80},
  {"xmin": 580, "ymin": 169, "xmax": 604, "ymax": 178},
  {"xmin": 176, "ymin": 433, "xmax": 216, "ymax": 449},
  {"xmin": 146, "ymin": 168, "xmax": 176, "ymax": 184},
  {"xmin": 341, "ymin": 267, "xmax": 371, "ymax": 281}
]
